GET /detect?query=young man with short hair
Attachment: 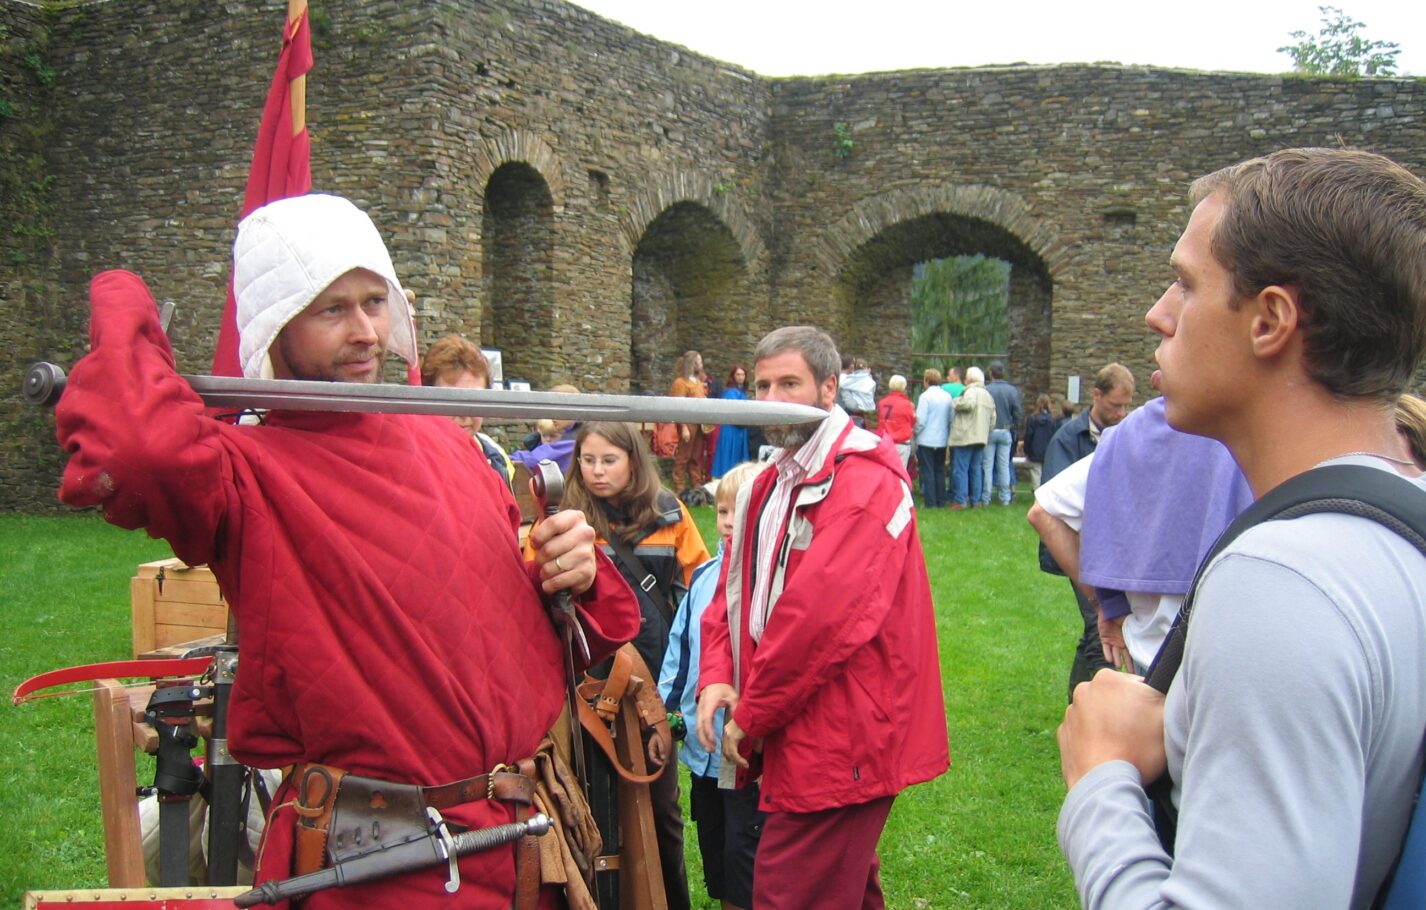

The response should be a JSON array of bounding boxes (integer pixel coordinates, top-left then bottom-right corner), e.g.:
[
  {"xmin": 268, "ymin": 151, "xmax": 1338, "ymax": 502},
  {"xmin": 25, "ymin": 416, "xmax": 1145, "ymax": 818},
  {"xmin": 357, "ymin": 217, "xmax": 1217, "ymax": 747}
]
[{"xmin": 1057, "ymin": 148, "xmax": 1426, "ymax": 909}]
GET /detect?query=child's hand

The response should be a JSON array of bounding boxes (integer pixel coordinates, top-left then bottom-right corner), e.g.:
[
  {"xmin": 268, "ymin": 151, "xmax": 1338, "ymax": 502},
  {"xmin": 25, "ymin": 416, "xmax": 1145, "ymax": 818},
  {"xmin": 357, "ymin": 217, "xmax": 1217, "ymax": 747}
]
[{"xmin": 647, "ymin": 733, "xmax": 669, "ymax": 768}]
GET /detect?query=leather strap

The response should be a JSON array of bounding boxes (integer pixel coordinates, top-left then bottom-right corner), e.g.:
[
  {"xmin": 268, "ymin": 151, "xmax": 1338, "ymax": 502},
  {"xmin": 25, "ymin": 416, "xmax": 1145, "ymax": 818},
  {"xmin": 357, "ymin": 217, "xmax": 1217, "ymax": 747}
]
[
  {"xmin": 576, "ymin": 697, "xmax": 664, "ymax": 784},
  {"xmin": 600, "ymin": 522, "xmax": 675, "ymax": 618},
  {"xmin": 421, "ymin": 768, "xmax": 536, "ymax": 810},
  {"xmin": 293, "ymin": 764, "xmax": 346, "ymax": 876},
  {"xmin": 574, "ymin": 646, "xmax": 674, "ymax": 785},
  {"xmin": 578, "ymin": 648, "xmax": 633, "ymax": 723},
  {"xmin": 514, "ymin": 798, "xmax": 540, "ymax": 910}
]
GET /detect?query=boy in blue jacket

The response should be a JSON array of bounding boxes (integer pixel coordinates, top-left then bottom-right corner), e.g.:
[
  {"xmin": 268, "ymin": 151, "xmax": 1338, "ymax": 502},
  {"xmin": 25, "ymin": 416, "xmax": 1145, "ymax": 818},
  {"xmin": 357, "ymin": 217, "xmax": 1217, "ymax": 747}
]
[{"xmin": 654, "ymin": 461, "xmax": 764, "ymax": 910}]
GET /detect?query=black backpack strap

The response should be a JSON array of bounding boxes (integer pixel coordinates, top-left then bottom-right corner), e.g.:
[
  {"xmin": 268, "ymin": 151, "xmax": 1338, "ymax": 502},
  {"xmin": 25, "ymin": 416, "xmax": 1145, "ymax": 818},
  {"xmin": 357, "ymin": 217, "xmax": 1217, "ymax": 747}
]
[
  {"xmin": 1145, "ymin": 464, "xmax": 1426, "ymax": 694},
  {"xmin": 1142, "ymin": 463, "xmax": 1426, "ymax": 857}
]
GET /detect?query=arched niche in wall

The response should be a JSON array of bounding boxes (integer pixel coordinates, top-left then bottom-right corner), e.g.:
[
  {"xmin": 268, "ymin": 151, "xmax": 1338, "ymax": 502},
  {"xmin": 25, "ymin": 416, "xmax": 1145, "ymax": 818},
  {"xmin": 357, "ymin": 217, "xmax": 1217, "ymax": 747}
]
[
  {"xmin": 483, "ymin": 161, "xmax": 556, "ymax": 389},
  {"xmin": 818, "ymin": 187, "xmax": 1063, "ymax": 400},
  {"xmin": 630, "ymin": 201, "xmax": 753, "ymax": 393}
]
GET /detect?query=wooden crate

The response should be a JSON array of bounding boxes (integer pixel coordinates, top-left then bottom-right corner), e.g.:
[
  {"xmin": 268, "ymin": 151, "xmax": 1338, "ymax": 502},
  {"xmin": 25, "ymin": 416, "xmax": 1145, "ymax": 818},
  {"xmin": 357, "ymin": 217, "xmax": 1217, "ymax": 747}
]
[
  {"xmin": 25, "ymin": 888, "xmax": 247, "ymax": 908},
  {"xmin": 130, "ymin": 558, "xmax": 229, "ymax": 658}
]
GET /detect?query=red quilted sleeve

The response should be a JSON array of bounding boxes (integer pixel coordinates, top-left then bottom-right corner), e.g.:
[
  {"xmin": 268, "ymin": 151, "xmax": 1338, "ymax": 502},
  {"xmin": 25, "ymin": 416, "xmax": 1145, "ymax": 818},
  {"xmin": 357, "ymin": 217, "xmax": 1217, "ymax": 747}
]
[{"xmin": 55, "ymin": 270, "xmax": 230, "ymax": 565}]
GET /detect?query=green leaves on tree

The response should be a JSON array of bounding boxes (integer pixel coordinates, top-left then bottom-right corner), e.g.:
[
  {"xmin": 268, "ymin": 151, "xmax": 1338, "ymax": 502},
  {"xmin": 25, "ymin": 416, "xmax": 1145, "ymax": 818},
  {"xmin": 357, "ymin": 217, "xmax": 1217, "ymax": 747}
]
[{"xmin": 1278, "ymin": 5, "xmax": 1401, "ymax": 77}]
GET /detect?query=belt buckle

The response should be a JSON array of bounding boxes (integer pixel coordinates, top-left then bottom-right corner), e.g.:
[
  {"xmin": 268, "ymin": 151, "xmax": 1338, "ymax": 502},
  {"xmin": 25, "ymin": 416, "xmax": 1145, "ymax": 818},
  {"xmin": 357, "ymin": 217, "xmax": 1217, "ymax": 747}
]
[{"xmin": 487, "ymin": 763, "xmax": 509, "ymax": 800}]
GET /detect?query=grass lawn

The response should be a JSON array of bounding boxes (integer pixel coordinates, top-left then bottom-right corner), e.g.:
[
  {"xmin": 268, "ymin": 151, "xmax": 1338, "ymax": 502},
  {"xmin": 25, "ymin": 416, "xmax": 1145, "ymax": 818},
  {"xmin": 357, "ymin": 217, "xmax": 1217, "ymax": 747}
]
[{"xmin": 0, "ymin": 490, "xmax": 1080, "ymax": 907}]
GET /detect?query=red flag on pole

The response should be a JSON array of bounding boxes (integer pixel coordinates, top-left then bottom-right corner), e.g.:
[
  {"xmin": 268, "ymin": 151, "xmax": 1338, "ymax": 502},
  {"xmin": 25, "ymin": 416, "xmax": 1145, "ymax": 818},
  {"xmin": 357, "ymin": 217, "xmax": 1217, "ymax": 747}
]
[{"xmin": 211, "ymin": 2, "xmax": 313, "ymax": 377}]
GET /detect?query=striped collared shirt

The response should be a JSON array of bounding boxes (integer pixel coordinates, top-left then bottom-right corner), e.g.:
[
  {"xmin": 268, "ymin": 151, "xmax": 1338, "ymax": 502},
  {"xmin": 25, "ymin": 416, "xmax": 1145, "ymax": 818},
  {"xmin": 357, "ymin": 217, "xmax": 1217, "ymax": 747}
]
[{"xmin": 749, "ymin": 407, "xmax": 841, "ymax": 642}]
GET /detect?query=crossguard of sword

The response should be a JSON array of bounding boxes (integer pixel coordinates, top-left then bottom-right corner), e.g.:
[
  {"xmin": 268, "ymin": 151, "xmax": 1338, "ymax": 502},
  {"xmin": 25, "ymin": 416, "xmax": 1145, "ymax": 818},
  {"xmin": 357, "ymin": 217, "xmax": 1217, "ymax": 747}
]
[{"xmin": 530, "ymin": 460, "xmax": 591, "ymax": 664}]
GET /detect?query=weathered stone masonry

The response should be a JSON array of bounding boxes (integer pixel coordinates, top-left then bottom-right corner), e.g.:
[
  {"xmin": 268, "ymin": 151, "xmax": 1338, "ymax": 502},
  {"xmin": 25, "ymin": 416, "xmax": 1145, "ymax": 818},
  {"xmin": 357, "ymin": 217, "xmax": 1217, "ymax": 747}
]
[{"xmin": 2, "ymin": 0, "xmax": 1423, "ymax": 509}]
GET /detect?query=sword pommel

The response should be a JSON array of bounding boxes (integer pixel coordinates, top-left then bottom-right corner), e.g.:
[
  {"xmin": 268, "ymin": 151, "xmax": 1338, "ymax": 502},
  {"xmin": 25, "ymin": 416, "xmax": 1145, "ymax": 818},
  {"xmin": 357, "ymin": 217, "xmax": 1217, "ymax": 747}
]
[{"xmin": 22, "ymin": 361, "xmax": 67, "ymax": 408}]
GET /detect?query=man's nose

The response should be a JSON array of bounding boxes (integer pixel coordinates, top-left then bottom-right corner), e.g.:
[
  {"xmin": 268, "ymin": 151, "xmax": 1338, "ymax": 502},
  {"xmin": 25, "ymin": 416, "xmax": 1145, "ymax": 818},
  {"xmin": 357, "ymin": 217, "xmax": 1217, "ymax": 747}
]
[
  {"xmin": 1146, "ymin": 289, "xmax": 1176, "ymax": 335},
  {"xmin": 348, "ymin": 308, "xmax": 378, "ymax": 344}
]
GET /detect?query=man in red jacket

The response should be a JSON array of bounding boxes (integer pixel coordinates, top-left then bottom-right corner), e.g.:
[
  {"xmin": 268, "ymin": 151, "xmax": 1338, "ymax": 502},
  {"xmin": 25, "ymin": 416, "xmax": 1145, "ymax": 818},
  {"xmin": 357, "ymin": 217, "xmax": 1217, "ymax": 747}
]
[
  {"xmin": 56, "ymin": 193, "xmax": 640, "ymax": 908},
  {"xmin": 695, "ymin": 325, "xmax": 949, "ymax": 910}
]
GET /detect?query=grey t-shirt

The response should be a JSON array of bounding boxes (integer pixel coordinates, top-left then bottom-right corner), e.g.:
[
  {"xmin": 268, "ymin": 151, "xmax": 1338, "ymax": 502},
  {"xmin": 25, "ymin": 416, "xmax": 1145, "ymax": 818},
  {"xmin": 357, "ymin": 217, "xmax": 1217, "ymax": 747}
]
[{"xmin": 1058, "ymin": 458, "xmax": 1426, "ymax": 909}]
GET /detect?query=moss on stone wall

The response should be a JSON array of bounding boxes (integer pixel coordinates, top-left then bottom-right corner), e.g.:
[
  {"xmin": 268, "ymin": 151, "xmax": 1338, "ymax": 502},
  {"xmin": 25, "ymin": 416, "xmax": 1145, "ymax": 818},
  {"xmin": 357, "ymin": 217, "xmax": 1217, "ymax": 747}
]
[
  {"xmin": 1, "ymin": 4, "xmax": 71, "ymax": 512},
  {"xmin": 2, "ymin": 0, "xmax": 1425, "ymax": 510}
]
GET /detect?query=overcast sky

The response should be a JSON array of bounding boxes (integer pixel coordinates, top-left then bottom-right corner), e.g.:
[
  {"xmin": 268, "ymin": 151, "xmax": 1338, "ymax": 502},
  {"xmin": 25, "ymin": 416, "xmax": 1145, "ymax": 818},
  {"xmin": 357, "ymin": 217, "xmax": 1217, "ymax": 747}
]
[{"xmin": 567, "ymin": 0, "xmax": 1422, "ymax": 77}]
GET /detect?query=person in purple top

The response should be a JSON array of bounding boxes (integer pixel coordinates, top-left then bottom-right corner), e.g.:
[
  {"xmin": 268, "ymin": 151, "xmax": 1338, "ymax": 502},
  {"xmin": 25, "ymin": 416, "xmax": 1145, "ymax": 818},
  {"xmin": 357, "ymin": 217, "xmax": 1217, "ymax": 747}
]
[{"xmin": 1031, "ymin": 396, "xmax": 1253, "ymax": 673}]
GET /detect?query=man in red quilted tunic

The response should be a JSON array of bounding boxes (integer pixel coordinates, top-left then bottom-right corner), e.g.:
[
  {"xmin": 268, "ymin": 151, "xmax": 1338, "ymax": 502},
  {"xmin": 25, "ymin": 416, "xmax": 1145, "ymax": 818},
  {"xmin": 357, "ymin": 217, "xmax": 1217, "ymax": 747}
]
[{"xmin": 55, "ymin": 194, "xmax": 640, "ymax": 908}]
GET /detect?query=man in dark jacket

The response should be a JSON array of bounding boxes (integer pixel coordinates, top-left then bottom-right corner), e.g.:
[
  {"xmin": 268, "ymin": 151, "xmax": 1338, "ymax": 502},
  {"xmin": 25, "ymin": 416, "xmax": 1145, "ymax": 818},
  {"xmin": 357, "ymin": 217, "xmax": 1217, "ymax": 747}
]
[
  {"xmin": 1039, "ymin": 362, "xmax": 1134, "ymax": 700},
  {"xmin": 983, "ymin": 360, "xmax": 1024, "ymax": 505}
]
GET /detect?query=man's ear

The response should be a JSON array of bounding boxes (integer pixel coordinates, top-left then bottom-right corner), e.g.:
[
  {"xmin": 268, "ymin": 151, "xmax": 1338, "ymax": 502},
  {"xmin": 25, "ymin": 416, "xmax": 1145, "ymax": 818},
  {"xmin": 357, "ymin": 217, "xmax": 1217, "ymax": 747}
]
[{"xmin": 1249, "ymin": 284, "xmax": 1301, "ymax": 360}]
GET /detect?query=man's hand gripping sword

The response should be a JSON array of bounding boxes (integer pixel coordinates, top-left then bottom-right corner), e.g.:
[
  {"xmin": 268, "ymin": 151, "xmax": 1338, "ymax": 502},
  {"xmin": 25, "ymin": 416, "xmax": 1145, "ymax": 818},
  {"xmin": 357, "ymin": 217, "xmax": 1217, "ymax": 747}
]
[{"xmin": 530, "ymin": 460, "xmax": 591, "ymax": 789}]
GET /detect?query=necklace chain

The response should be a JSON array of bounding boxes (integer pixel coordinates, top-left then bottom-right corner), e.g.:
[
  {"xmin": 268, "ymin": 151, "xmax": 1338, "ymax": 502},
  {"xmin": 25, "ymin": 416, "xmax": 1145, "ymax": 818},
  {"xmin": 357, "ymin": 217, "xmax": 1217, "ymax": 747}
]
[{"xmin": 1317, "ymin": 451, "xmax": 1418, "ymax": 468}]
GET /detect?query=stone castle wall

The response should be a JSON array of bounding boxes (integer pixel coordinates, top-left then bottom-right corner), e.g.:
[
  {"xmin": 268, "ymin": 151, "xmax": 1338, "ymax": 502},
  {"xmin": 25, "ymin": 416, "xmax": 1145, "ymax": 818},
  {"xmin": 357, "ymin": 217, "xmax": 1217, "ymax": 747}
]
[{"xmin": 2, "ymin": 0, "xmax": 1423, "ymax": 509}]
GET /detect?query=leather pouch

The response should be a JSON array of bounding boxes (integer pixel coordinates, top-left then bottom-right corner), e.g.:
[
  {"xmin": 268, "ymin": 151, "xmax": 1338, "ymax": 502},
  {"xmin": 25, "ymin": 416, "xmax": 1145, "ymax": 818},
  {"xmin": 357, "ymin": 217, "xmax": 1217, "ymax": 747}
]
[{"xmin": 293, "ymin": 763, "xmax": 346, "ymax": 876}]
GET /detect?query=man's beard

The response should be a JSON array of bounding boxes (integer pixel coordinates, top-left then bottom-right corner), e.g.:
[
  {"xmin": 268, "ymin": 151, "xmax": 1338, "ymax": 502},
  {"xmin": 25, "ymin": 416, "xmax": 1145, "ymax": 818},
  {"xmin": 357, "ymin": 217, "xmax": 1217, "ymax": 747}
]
[
  {"xmin": 764, "ymin": 421, "xmax": 817, "ymax": 450},
  {"xmin": 277, "ymin": 335, "xmax": 387, "ymax": 383}
]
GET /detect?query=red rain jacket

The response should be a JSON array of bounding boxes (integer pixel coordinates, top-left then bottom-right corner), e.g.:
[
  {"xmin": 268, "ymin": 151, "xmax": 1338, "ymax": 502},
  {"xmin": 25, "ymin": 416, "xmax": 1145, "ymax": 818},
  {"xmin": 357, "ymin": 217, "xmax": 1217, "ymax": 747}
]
[
  {"xmin": 877, "ymin": 390, "xmax": 916, "ymax": 444},
  {"xmin": 699, "ymin": 409, "xmax": 949, "ymax": 813}
]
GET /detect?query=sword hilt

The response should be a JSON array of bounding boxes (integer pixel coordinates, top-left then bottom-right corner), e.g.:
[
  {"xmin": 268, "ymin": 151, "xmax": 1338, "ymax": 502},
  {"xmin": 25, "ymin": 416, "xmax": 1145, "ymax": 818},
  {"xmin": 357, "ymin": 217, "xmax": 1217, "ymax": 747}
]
[
  {"xmin": 451, "ymin": 812, "xmax": 551, "ymax": 854},
  {"xmin": 530, "ymin": 460, "xmax": 591, "ymax": 659},
  {"xmin": 529, "ymin": 459, "xmax": 592, "ymax": 788},
  {"xmin": 233, "ymin": 814, "xmax": 551, "ymax": 907}
]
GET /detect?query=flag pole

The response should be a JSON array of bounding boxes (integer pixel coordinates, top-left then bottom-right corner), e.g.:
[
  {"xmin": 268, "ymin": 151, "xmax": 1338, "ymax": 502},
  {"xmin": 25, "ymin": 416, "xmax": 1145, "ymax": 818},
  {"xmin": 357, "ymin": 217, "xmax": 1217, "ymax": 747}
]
[
  {"xmin": 212, "ymin": 0, "xmax": 314, "ymax": 377},
  {"xmin": 288, "ymin": 0, "xmax": 307, "ymax": 137}
]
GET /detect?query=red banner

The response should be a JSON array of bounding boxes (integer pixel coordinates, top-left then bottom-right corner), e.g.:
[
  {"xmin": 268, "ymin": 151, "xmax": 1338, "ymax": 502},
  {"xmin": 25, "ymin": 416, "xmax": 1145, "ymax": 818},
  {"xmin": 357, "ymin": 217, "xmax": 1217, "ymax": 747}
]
[{"xmin": 210, "ymin": 7, "xmax": 313, "ymax": 378}]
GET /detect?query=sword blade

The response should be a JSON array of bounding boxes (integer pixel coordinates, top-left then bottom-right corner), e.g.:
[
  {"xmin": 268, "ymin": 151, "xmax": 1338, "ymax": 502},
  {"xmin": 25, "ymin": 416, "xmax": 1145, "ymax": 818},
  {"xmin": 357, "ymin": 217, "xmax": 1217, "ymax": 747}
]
[{"xmin": 185, "ymin": 375, "xmax": 825, "ymax": 426}]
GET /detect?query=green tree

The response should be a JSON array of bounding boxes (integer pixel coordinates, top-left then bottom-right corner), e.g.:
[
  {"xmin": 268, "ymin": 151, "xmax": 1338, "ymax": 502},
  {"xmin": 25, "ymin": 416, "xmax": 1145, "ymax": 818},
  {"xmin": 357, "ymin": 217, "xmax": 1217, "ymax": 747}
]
[
  {"xmin": 911, "ymin": 254, "xmax": 1010, "ymax": 374},
  {"xmin": 1278, "ymin": 5, "xmax": 1400, "ymax": 77}
]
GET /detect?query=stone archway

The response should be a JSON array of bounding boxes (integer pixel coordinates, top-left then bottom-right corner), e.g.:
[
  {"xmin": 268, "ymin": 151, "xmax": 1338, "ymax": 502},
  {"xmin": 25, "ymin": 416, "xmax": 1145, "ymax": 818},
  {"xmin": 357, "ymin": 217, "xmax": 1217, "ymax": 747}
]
[
  {"xmin": 620, "ymin": 172, "xmax": 765, "ymax": 267},
  {"xmin": 630, "ymin": 201, "xmax": 754, "ymax": 393},
  {"xmin": 483, "ymin": 161, "xmax": 557, "ymax": 389},
  {"xmin": 819, "ymin": 186, "xmax": 1062, "ymax": 398}
]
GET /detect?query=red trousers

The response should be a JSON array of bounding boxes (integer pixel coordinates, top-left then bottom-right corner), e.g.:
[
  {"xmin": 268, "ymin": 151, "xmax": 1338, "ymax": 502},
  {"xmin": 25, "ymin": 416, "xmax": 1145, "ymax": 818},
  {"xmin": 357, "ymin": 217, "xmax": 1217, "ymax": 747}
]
[
  {"xmin": 672, "ymin": 426, "xmax": 705, "ymax": 492},
  {"xmin": 753, "ymin": 795, "xmax": 894, "ymax": 910}
]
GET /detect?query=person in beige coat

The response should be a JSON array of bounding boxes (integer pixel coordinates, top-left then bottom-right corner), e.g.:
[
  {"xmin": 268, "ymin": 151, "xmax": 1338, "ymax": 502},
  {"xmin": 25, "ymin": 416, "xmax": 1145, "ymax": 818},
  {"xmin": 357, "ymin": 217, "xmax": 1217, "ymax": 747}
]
[{"xmin": 949, "ymin": 366, "xmax": 997, "ymax": 508}]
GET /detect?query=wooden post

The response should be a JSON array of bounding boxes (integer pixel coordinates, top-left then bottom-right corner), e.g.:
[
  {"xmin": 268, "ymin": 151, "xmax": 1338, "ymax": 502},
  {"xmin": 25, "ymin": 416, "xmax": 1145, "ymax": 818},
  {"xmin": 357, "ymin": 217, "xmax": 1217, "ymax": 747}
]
[
  {"xmin": 613, "ymin": 704, "xmax": 667, "ymax": 910},
  {"xmin": 92, "ymin": 679, "xmax": 147, "ymax": 887}
]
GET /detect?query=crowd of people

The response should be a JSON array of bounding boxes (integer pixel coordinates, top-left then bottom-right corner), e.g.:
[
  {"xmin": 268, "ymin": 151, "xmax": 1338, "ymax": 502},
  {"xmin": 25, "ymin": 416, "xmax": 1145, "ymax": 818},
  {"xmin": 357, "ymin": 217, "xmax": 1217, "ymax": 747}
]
[{"xmin": 50, "ymin": 145, "xmax": 1426, "ymax": 910}]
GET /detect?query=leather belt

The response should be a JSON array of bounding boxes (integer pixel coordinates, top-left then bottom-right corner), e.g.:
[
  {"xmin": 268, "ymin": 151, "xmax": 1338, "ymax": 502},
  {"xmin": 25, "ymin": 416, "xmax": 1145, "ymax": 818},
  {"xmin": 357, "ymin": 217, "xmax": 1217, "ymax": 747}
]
[
  {"xmin": 421, "ymin": 765, "xmax": 536, "ymax": 811},
  {"xmin": 289, "ymin": 759, "xmax": 542, "ymax": 909}
]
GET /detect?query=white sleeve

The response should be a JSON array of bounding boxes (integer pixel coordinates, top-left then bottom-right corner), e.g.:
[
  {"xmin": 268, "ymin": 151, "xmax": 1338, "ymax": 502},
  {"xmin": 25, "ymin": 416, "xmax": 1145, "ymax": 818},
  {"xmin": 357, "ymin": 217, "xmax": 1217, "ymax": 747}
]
[{"xmin": 1034, "ymin": 451, "xmax": 1093, "ymax": 531}]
